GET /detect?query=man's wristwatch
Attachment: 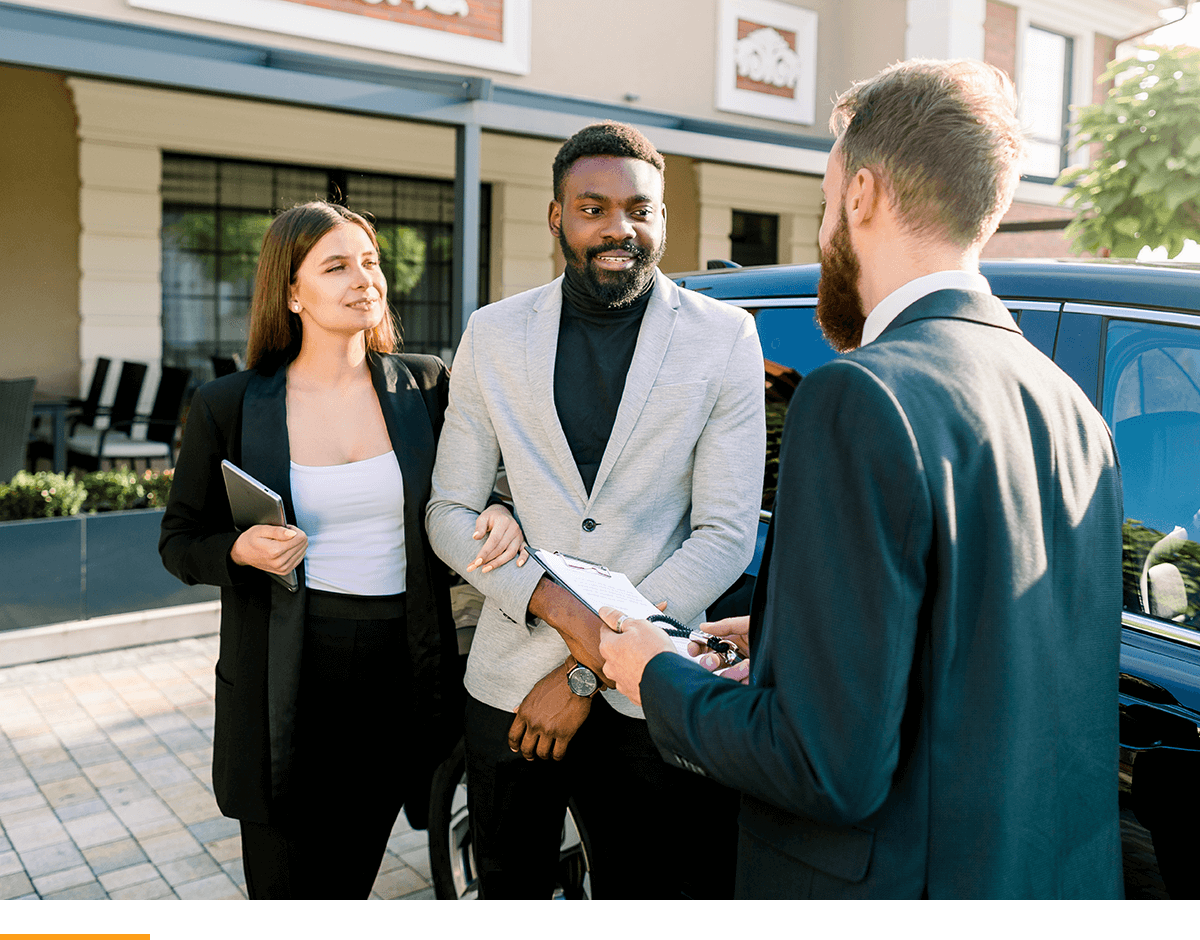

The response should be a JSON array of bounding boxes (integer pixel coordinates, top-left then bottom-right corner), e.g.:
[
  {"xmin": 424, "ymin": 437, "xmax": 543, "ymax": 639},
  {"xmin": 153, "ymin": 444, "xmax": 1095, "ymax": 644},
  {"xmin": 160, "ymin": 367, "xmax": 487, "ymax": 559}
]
[{"xmin": 566, "ymin": 662, "xmax": 599, "ymax": 697}]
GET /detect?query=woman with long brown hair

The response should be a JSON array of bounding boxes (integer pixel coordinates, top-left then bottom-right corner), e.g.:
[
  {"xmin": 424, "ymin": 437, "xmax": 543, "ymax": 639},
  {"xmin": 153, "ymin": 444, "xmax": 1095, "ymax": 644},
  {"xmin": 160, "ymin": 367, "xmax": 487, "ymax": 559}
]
[{"xmin": 160, "ymin": 201, "xmax": 525, "ymax": 898}]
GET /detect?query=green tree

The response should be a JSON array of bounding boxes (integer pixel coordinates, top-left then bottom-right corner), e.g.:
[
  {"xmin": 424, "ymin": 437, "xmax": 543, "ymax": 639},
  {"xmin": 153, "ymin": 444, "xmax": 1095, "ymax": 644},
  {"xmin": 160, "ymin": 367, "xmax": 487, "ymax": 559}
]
[{"xmin": 1057, "ymin": 44, "xmax": 1200, "ymax": 259}]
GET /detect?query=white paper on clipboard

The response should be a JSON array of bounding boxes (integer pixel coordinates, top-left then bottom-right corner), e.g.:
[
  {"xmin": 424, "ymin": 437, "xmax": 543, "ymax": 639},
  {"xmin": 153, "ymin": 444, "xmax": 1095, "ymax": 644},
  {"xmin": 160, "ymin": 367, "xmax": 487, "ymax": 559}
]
[{"xmin": 529, "ymin": 549, "xmax": 694, "ymax": 657}]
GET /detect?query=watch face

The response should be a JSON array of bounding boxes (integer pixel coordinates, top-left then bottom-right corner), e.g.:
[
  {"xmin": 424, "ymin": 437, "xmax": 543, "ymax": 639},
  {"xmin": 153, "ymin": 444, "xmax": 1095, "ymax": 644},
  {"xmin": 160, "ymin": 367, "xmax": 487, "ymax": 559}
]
[{"xmin": 568, "ymin": 665, "xmax": 598, "ymax": 696}]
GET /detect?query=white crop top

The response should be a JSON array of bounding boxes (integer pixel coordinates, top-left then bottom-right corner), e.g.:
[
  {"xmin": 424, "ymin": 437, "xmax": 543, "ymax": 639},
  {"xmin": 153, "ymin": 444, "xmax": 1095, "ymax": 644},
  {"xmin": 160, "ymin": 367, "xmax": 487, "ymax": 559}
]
[{"xmin": 290, "ymin": 450, "xmax": 406, "ymax": 596}]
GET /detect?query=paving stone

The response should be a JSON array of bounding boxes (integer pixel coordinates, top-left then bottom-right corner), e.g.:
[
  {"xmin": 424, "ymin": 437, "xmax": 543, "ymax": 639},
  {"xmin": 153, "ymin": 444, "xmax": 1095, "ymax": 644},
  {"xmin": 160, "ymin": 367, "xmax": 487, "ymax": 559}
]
[
  {"xmin": 0, "ymin": 850, "xmax": 24, "ymax": 876},
  {"xmin": 131, "ymin": 754, "xmax": 193, "ymax": 788},
  {"xmin": 5, "ymin": 814, "xmax": 69, "ymax": 854},
  {"xmin": 63, "ymin": 810, "xmax": 129, "ymax": 849},
  {"xmin": 17, "ymin": 743, "xmax": 69, "ymax": 765},
  {"xmin": 371, "ymin": 864, "xmax": 427, "ymax": 900},
  {"xmin": 158, "ymin": 728, "xmax": 212, "ymax": 753},
  {"xmin": 98, "ymin": 861, "xmax": 159, "ymax": 892},
  {"xmin": 178, "ymin": 747, "xmax": 212, "ymax": 769},
  {"xmin": 140, "ymin": 827, "xmax": 202, "ymax": 864},
  {"xmin": 83, "ymin": 759, "xmax": 137, "ymax": 789},
  {"xmin": 43, "ymin": 880, "xmax": 107, "ymax": 900},
  {"xmin": 220, "ymin": 856, "xmax": 244, "ymax": 887},
  {"xmin": 205, "ymin": 835, "xmax": 242, "ymax": 864},
  {"xmin": 401, "ymin": 847, "xmax": 432, "ymax": 881},
  {"xmin": 40, "ymin": 774, "xmax": 100, "ymax": 809},
  {"xmin": 0, "ymin": 870, "xmax": 33, "ymax": 899},
  {"xmin": 8, "ymin": 733, "xmax": 57, "ymax": 754},
  {"xmin": 28, "ymin": 760, "xmax": 82, "ymax": 785},
  {"xmin": 116, "ymin": 737, "xmax": 168, "ymax": 761},
  {"xmin": 68, "ymin": 741, "xmax": 122, "ymax": 767},
  {"xmin": 158, "ymin": 852, "xmax": 220, "ymax": 887},
  {"xmin": 0, "ymin": 791, "xmax": 49, "ymax": 817},
  {"xmin": 0, "ymin": 775, "xmax": 39, "ymax": 800},
  {"xmin": 187, "ymin": 815, "xmax": 239, "ymax": 844},
  {"xmin": 107, "ymin": 794, "xmax": 170, "ymax": 828},
  {"xmin": 109, "ymin": 876, "xmax": 175, "ymax": 900},
  {"xmin": 17, "ymin": 840, "xmax": 86, "ymax": 878},
  {"xmin": 174, "ymin": 871, "xmax": 241, "ymax": 900},
  {"xmin": 32, "ymin": 863, "xmax": 96, "ymax": 896},
  {"xmin": 387, "ymin": 829, "xmax": 429, "ymax": 856},
  {"xmin": 125, "ymin": 814, "xmax": 182, "ymax": 841},
  {"xmin": 55, "ymin": 797, "xmax": 109, "ymax": 822},
  {"xmin": 81, "ymin": 838, "xmax": 148, "ymax": 875}
]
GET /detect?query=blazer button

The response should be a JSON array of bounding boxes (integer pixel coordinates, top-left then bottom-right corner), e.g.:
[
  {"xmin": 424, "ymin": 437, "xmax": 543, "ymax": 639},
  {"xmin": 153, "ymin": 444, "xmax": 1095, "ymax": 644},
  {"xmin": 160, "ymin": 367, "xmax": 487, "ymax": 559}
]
[{"xmin": 581, "ymin": 518, "xmax": 597, "ymax": 532}]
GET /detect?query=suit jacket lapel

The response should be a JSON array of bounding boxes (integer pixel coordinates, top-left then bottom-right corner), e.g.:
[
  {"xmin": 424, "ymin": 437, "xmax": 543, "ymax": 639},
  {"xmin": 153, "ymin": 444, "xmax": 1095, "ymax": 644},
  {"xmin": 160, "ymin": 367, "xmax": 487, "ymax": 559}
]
[
  {"xmin": 589, "ymin": 269, "xmax": 679, "ymax": 502},
  {"xmin": 240, "ymin": 366, "xmax": 305, "ymax": 802},
  {"xmin": 527, "ymin": 277, "xmax": 589, "ymax": 504},
  {"xmin": 370, "ymin": 354, "xmax": 436, "ymax": 581}
]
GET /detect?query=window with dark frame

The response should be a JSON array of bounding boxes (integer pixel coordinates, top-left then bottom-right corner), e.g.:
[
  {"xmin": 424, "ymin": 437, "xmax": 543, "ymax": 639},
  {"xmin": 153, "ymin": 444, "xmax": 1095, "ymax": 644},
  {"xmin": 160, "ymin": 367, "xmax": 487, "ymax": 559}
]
[
  {"xmin": 1020, "ymin": 25, "xmax": 1075, "ymax": 182},
  {"xmin": 160, "ymin": 154, "xmax": 491, "ymax": 387}
]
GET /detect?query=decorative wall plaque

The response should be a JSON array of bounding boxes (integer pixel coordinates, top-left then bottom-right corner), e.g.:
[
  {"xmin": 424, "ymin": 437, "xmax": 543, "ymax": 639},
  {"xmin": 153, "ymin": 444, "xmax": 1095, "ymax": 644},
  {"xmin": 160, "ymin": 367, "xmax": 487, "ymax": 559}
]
[
  {"xmin": 716, "ymin": 0, "xmax": 817, "ymax": 124},
  {"xmin": 127, "ymin": 0, "xmax": 531, "ymax": 74}
]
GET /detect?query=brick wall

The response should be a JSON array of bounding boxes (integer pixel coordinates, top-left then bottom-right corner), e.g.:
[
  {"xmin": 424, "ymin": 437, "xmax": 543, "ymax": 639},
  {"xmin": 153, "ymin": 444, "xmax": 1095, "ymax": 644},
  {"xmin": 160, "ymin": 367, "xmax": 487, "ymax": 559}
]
[{"xmin": 984, "ymin": 0, "xmax": 1018, "ymax": 80}]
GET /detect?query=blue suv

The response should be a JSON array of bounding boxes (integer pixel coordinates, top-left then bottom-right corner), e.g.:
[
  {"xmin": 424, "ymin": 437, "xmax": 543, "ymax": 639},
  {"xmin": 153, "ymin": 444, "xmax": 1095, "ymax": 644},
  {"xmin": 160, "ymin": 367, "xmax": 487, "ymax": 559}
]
[
  {"xmin": 431, "ymin": 258, "xmax": 1200, "ymax": 899},
  {"xmin": 682, "ymin": 258, "xmax": 1200, "ymax": 899}
]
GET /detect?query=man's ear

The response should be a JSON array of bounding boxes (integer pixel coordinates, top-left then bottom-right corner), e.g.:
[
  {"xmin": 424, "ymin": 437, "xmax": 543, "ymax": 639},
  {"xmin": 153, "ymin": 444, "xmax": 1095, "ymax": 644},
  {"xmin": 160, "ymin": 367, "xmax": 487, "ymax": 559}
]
[
  {"xmin": 846, "ymin": 166, "xmax": 882, "ymax": 226},
  {"xmin": 548, "ymin": 200, "xmax": 562, "ymax": 237}
]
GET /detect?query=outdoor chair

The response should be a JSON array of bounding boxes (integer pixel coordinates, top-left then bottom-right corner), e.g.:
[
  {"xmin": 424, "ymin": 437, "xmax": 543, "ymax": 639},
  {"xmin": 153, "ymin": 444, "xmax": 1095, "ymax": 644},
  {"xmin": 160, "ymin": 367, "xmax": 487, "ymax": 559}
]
[
  {"xmin": 28, "ymin": 357, "xmax": 113, "ymax": 465},
  {"xmin": 67, "ymin": 356, "xmax": 113, "ymax": 430},
  {"xmin": 0, "ymin": 377, "xmax": 36, "ymax": 484},
  {"xmin": 65, "ymin": 361, "xmax": 150, "ymax": 471}
]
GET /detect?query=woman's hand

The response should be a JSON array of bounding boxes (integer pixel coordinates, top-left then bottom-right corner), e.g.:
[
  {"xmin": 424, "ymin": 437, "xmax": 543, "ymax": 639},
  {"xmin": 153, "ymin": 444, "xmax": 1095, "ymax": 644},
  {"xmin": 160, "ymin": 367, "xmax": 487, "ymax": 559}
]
[
  {"xmin": 229, "ymin": 524, "xmax": 308, "ymax": 575},
  {"xmin": 467, "ymin": 504, "xmax": 529, "ymax": 573}
]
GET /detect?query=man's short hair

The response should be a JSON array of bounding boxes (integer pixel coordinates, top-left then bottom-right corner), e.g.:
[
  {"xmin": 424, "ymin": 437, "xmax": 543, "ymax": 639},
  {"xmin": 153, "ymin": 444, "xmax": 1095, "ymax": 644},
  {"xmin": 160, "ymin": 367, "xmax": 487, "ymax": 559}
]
[
  {"xmin": 831, "ymin": 59, "xmax": 1027, "ymax": 248},
  {"xmin": 552, "ymin": 122, "xmax": 666, "ymax": 202}
]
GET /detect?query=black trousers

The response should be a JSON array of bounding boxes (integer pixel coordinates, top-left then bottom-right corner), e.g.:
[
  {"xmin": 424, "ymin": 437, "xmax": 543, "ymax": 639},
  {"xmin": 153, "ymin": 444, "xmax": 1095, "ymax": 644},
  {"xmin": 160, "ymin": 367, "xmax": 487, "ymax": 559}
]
[
  {"xmin": 464, "ymin": 693, "xmax": 738, "ymax": 899},
  {"xmin": 240, "ymin": 590, "xmax": 409, "ymax": 900}
]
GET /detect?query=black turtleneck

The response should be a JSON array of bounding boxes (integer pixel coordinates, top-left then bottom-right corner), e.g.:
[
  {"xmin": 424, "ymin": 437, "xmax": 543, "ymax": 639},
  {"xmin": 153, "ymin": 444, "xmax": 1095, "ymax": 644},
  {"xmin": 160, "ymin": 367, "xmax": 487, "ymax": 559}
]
[{"xmin": 554, "ymin": 266, "xmax": 654, "ymax": 495}]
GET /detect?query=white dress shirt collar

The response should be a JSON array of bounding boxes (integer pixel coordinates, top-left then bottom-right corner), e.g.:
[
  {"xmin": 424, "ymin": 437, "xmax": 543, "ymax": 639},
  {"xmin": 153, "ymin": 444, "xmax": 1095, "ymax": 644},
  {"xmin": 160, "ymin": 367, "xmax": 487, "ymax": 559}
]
[{"xmin": 859, "ymin": 270, "xmax": 992, "ymax": 347}]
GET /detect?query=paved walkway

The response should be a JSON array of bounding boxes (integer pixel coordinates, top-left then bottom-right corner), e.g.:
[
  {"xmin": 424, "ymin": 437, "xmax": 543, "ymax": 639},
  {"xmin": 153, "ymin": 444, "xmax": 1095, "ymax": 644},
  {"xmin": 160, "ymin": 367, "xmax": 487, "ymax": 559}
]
[{"xmin": 0, "ymin": 634, "xmax": 432, "ymax": 900}]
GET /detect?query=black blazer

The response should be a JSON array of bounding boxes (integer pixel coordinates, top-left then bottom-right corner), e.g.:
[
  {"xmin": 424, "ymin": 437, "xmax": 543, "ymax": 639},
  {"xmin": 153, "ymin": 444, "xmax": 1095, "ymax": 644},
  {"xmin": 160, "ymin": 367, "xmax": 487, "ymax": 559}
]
[
  {"xmin": 641, "ymin": 290, "xmax": 1125, "ymax": 897},
  {"xmin": 159, "ymin": 353, "xmax": 459, "ymax": 827}
]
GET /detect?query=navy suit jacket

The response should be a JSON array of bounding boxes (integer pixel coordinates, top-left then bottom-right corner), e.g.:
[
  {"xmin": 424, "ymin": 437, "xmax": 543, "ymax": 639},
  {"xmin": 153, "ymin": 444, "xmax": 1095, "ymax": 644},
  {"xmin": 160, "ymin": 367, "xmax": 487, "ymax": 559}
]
[{"xmin": 642, "ymin": 290, "xmax": 1125, "ymax": 898}]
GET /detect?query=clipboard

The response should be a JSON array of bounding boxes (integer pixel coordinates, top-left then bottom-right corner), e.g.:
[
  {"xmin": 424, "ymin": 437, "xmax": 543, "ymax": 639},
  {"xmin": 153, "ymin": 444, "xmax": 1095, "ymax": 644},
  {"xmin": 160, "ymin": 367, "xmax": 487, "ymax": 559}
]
[
  {"xmin": 221, "ymin": 459, "xmax": 299, "ymax": 593},
  {"xmin": 528, "ymin": 548, "xmax": 694, "ymax": 657}
]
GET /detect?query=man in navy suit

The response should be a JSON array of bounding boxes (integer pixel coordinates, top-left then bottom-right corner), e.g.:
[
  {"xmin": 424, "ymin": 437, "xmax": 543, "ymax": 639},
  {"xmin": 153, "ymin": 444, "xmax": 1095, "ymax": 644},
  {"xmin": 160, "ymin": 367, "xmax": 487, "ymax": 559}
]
[{"xmin": 599, "ymin": 59, "xmax": 1125, "ymax": 898}]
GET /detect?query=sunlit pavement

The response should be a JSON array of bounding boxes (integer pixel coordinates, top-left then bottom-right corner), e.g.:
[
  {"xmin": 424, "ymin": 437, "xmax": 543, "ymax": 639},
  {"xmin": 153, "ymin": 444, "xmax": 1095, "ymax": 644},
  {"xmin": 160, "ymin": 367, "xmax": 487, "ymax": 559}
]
[{"xmin": 0, "ymin": 635, "xmax": 432, "ymax": 900}]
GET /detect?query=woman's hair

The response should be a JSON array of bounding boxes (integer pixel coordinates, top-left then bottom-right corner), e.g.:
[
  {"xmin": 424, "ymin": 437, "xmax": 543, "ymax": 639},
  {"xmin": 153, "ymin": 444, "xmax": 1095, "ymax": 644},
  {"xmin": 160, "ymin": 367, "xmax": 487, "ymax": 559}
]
[{"xmin": 244, "ymin": 201, "xmax": 398, "ymax": 372}]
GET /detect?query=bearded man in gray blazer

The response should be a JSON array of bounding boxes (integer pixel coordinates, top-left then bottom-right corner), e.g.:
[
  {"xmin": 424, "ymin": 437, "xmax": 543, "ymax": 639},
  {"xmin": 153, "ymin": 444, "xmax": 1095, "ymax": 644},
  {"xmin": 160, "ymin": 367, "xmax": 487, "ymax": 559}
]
[
  {"xmin": 426, "ymin": 122, "xmax": 765, "ymax": 898},
  {"xmin": 600, "ymin": 61, "xmax": 1125, "ymax": 898}
]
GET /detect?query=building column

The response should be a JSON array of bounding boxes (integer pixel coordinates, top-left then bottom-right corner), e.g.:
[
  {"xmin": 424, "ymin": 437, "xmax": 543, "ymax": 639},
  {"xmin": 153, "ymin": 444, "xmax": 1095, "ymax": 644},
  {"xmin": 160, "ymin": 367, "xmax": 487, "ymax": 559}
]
[
  {"xmin": 906, "ymin": 0, "xmax": 986, "ymax": 60},
  {"xmin": 72, "ymin": 80, "xmax": 164, "ymax": 413}
]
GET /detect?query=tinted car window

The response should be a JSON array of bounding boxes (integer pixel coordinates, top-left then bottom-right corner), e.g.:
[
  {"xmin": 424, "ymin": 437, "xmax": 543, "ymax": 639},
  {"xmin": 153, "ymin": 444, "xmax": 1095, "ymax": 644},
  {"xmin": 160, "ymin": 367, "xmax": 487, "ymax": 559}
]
[
  {"xmin": 1054, "ymin": 311, "xmax": 1102, "ymax": 404},
  {"xmin": 1016, "ymin": 308, "xmax": 1058, "ymax": 357},
  {"xmin": 1104, "ymin": 319, "xmax": 1200, "ymax": 627},
  {"xmin": 754, "ymin": 306, "xmax": 835, "ymax": 376},
  {"xmin": 749, "ymin": 307, "xmax": 827, "ymax": 511}
]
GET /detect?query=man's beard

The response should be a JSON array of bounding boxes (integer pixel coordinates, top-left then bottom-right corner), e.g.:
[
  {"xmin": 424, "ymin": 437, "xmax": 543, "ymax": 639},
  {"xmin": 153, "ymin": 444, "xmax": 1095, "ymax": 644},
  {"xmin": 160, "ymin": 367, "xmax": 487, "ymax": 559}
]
[
  {"xmin": 816, "ymin": 207, "xmax": 865, "ymax": 352},
  {"xmin": 559, "ymin": 231, "xmax": 664, "ymax": 307}
]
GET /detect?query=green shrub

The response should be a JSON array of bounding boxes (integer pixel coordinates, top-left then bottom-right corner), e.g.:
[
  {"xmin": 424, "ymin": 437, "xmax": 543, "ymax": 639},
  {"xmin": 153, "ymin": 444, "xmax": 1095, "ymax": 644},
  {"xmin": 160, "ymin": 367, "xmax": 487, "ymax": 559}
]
[
  {"xmin": 141, "ymin": 468, "xmax": 174, "ymax": 508},
  {"xmin": 79, "ymin": 470, "xmax": 145, "ymax": 513},
  {"xmin": 0, "ymin": 468, "xmax": 174, "ymax": 522},
  {"xmin": 0, "ymin": 471, "xmax": 88, "ymax": 521}
]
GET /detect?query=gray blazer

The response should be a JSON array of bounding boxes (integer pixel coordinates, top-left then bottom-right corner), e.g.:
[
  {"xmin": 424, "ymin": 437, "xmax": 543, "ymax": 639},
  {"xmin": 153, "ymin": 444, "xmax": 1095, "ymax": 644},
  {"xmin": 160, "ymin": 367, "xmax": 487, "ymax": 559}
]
[
  {"xmin": 427, "ymin": 269, "xmax": 766, "ymax": 718},
  {"xmin": 642, "ymin": 290, "xmax": 1125, "ymax": 897}
]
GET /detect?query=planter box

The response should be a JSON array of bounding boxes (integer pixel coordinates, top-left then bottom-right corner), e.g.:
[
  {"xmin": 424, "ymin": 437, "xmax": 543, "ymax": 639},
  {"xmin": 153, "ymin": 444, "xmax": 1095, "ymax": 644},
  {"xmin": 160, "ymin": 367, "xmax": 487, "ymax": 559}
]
[{"xmin": 0, "ymin": 509, "xmax": 218, "ymax": 633}]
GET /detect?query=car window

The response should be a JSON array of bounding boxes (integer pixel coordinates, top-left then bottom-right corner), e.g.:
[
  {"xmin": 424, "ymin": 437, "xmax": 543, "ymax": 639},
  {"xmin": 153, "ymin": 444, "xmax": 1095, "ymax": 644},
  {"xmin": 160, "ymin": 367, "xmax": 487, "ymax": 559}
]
[
  {"xmin": 1015, "ymin": 308, "xmax": 1059, "ymax": 357},
  {"xmin": 1104, "ymin": 319, "xmax": 1200, "ymax": 627},
  {"xmin": 1054, "ymin": 312, "xmax": 1102, "ymax": 404},
  {"xmin": 754, "ymin": 306, "xmax": 836, "ymax": 376},
  {"xmin": 748, "ymin": 306, "xmax": 830, "ymax": 511}
]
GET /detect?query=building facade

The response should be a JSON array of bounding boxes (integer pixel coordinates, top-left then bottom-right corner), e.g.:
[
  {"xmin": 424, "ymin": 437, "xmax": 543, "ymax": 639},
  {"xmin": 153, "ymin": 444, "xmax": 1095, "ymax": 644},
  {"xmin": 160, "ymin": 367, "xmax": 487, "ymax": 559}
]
[{"xmin": 0, "ymin": 0, "xmax": 1172, "ymax": 402}]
